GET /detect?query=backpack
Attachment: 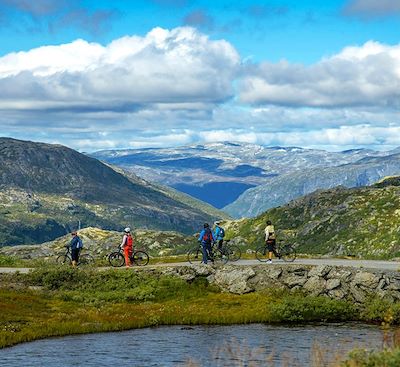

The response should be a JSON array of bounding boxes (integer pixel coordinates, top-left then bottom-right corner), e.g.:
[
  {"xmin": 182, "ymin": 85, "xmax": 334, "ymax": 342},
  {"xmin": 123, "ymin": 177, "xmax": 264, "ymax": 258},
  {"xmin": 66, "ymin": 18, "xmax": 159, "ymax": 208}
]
[
  {"xmin": 219, "ymin": 227, "xmax": 225, "ymax": 238},
  {"xmin": 76, "ymin": 237, "xmax": 83, "ymax": 249},
  {"xmin": 202, "ymin": 228, "xmax": 213, "ymax": 243}
]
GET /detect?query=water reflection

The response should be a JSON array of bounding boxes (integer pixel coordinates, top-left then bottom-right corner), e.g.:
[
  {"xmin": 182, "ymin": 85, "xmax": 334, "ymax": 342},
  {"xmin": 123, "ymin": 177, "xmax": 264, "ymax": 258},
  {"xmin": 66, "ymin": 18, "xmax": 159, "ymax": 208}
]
[{"xmin": 1, "ymin": 323, "xmax": 384, "ymax": 367}]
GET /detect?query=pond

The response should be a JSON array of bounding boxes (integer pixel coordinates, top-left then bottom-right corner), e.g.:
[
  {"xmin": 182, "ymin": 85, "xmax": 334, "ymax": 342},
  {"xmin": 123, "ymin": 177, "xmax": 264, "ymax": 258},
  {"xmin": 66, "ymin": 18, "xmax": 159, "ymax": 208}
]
[{"xmin": 1, "ymin": 323, "xmax": 385, "ymax": 366}]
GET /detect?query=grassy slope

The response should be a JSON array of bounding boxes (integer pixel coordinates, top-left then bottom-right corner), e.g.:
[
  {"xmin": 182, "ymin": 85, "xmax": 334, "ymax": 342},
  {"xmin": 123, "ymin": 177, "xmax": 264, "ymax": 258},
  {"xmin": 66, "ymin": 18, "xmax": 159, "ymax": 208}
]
[{"xmin": 223, "ymin": 178, "xmax": 400, "ymax": 259}]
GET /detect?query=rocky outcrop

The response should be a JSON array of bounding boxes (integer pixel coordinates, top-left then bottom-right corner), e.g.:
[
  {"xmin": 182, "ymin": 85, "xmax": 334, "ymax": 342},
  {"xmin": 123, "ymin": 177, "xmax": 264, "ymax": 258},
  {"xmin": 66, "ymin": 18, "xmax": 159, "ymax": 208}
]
[
  {"xmin": 159, "ymin": 264, "xmax": 400, "ymax": 303},
  {"xmin": 0, "ymin": 227, "xmax": 196, "ymax": 258}
]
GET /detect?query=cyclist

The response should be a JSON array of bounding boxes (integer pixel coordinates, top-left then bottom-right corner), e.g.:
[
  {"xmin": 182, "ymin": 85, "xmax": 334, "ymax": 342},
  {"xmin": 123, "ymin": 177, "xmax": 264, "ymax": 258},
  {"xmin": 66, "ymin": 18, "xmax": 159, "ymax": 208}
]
[
  {"xmin": 69, "ymin": 231, "xmax": 83, "ymax": 267},
  {"xmin": 121, "ymin": 227, "xmax": 133, "ymax": 268},
  {"xmin": 214, "ymin": 221, "xmax": 225, "ymax": 250},
  {"xmin": 198, "ymin": 223, "xmax": 215, "ymax": 264},
  {"xmin": 264, "ymin": 220, "xmax": 278, "ymax": 263}
]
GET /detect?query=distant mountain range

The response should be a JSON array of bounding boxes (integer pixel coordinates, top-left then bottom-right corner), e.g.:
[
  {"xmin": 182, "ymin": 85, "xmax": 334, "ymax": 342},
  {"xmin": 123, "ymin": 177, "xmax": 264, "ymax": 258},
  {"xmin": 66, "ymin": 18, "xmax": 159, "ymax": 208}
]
[
  {"xmin": 92, "ymin": 142, "xmax": 399, "ymax": 216},
  {"xmin": 0, "ymin": 138, "xmax": 227, "ymax": 245},
  {"xmin": 225, "ymin": 152, "xmax": 400, "ymax": 217}
]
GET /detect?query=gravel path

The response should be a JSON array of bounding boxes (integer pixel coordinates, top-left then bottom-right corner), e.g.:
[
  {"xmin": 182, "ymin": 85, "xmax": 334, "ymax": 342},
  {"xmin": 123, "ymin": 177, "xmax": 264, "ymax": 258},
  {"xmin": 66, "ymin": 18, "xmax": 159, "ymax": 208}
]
[{"xmin": 1, "ymin": 258, "xmax": 399, "ymax": 273}]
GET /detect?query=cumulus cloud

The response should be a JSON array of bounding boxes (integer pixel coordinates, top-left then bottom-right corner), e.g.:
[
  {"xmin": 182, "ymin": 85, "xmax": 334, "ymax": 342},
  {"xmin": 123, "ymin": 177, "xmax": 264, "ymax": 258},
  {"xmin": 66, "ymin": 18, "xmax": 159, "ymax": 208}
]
[
  {"xmin": 60, "ymin": 124, "xmax": 400, "ymax": 152},
  {"xmin": 343, "ymin": 0, "xmax": 400, "ymax": 18},
  {"xmin": 1, "ymin": 27, "xmax": 400, "ymax": 151},
  {"xmin": 0, "ymin": 27, "xmax": 240, "ymax": 112},
  {"xmin": 239, "ymin": 41, "xmax": 400, "ymax": 108}
]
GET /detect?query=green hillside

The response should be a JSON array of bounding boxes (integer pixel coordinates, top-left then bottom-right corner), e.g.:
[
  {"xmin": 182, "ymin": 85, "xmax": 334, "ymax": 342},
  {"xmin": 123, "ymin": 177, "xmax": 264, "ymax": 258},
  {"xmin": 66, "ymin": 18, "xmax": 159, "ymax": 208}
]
[
  {"xmin": 0, "ymin": 138, "xmax": 227, "ymax": 245},
  {"xmin": 224, "ymin": 177, "xmax": 400, "ymax": 259}
]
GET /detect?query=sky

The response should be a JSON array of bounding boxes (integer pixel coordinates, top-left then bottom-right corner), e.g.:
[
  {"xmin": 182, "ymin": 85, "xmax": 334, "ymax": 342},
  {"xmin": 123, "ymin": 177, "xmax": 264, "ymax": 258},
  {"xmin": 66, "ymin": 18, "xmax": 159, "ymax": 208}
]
[{"xmin": 0, "ymin": 0, "xmax": 399, "ymax": 152}]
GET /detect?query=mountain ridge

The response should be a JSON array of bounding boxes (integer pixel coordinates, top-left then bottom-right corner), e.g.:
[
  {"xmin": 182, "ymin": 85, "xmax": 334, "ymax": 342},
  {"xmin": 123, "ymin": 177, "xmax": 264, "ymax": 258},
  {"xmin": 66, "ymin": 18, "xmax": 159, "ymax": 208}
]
[
  {"xmin": 92, "ymin": 141, "xmax": 392, "ymax": 209},
  {"xmin": 0, "ymin": 138, "xmax": 226, "ymax": 245}
]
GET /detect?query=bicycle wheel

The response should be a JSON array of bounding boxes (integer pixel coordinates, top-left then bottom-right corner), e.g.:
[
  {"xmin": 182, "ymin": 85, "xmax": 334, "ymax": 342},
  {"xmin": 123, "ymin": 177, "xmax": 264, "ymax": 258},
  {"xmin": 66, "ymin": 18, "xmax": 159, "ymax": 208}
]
[
  {"xmin": 280, "ymin": 244, "xmax": 296, "ymax": 262},
  {"xmin": 133, "ymin": 250, "xmax": 149, "ymax": 266},
  {"xmin": 187, "ymin": 247, "xmax": 202, "ymax": 264},
  {"xmin": 213, "ymin": 249, "xmax": 229, "ymax": 265},
  {"xmin": 108, "ymin": 252, "xmax": 125, "ymax": 267},
  {"xmin": 79, "ymin": 254, "xmax": 94, "ymax": 266},
  {"xmin": 56, "ymin": 254, "xmax": 71, "ymax": 265},
  {"xmin": 255, "ymin": 246, "xmax": 269, "ymax": 262},
  {"xmin": 227, "ymin": 245, "xmax": 241, "ymax": 262}
]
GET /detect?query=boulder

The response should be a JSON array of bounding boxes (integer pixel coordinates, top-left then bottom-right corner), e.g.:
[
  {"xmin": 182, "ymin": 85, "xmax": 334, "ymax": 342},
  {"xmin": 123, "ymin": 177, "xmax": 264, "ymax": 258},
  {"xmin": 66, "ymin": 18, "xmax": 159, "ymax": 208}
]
[{"xmin": 212, "ymin": 267, "xmax": 256, "ymax": 294}]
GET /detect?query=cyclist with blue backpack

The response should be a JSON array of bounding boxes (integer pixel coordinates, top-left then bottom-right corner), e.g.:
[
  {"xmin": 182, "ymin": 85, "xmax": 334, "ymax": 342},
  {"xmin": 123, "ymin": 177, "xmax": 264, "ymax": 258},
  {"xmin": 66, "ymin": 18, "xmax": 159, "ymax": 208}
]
[
  {"xmin": 214, "ymin": 221, "xmax": 225, "ymax": 250},
  {"xmin": 69, "ymin": 231, "xmax": 83, "ymax": 267},
  {"xmin": 198, "ymin": 223, "xmax": 215, "ymax": 264}
]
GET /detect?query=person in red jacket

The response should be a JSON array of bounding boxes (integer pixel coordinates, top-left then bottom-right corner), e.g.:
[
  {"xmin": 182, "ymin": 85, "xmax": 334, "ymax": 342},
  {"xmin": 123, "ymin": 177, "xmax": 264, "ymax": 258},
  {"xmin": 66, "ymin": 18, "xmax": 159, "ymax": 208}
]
[{"xmin": 121, "ymin": 227, "xmax": 133, "ymax": 268}]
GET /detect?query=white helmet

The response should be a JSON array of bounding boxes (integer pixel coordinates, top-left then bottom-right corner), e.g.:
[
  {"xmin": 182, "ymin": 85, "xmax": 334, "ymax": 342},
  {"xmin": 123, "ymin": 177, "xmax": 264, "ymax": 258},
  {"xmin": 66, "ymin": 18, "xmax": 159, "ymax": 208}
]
[{"xmin": 124, "ymin": 227, "xmax": 131, "ymax": 233}]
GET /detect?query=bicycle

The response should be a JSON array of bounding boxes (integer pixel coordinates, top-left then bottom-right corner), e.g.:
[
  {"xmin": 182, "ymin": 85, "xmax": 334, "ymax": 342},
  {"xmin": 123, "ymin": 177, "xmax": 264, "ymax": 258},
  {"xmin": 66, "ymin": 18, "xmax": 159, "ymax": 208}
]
[
  {"xmin": 108, "ymin": 246, "xmax": 149, "ymax": 267},
  {"xmin": 56, "ymin": 246, "xmax": 94, "ymax": 266},
  {"xmin": 221, "ymin": 239, "xmax": 241, "ymax": 262},
  {"xmin": 255, "ymin": 240, "xmax": 296, "ymax": 262},
  {"xmin": 187, "ymin": 242, "xmax": 229, "ymax": 265}
]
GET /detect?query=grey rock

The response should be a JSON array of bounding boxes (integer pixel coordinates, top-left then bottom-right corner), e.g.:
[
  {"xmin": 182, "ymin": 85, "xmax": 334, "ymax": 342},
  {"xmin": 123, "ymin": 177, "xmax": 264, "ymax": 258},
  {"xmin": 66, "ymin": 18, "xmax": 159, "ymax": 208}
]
[
  {"xmin": 212, "ymin": 267, "xmax": 256, "ymax": 294},
  {"xmin": 308, "ymin": 265, "xmax": 332, "ymax": 279},
  {"xmin": 326, "ymin": 278, "xmax": 341, "ymax": 290},
  {"xmin": 352, "ymin": 271, "xmax": 380, "ymax": 289},
  {"xmin": 350, "ymin": 286, "xmax": 366, "ymax": 303},
  {"xmin": 282, "ymin": 274, "xmax": 308, "ymax": 288},
  {"xmin": 303, "ymin": 277, "xmax": 327, "ymax": 296}
]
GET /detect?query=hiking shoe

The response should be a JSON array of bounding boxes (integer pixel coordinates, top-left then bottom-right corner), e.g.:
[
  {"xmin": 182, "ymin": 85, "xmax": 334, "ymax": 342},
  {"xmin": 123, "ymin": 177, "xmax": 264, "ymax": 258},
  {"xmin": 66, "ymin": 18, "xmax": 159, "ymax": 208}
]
[{"xmin": 267, "ymin": 259, "xmax": 272, "ymax": 264}]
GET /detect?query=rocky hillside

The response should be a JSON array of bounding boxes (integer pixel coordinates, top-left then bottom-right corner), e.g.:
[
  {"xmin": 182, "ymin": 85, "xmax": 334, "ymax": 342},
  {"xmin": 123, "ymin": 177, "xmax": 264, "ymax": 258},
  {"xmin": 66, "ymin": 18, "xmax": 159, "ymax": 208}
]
[
  {"xmin": 0, "ymin": 227, "xmax": 197, "ymax": 260},
  {"xmin": 225, "ymin": 152, "xmax": 400, "ymax": 218},
  {"xmin": 0, "ymin": 138, "xmax": 227, "ymax": 245},
  {"xmin": 223, "ymin": 176, "xmax": 400, "ymax": 259}
]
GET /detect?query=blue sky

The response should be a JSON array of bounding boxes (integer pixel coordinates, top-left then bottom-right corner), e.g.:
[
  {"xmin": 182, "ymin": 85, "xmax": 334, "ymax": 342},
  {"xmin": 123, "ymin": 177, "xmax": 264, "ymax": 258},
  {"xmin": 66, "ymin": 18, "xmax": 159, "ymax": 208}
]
[{"xmin": 0, "ymin": 0, "xmax": 399, "ymax": 151}]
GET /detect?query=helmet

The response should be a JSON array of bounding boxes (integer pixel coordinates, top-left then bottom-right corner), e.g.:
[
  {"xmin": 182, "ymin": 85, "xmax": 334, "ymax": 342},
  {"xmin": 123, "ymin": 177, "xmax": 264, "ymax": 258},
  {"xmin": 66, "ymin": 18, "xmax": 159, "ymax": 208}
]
[
  {"xmin": 214, "ymin": 220, "xmax": 221, "ymax": 225},
  {"xmin": 266, "ymin": 220, "xmax": 272, "ymax": 225},
  {"xmin": 71, "ymin": 231, "xmax": 77, "ymax": 236},
  {"xmin": 203, "ymin": 223, "xmax": 209, "ymax": 228},
  {"xmin": 124, "ymin": 227, "xmax": 131, "ymax": 233}
]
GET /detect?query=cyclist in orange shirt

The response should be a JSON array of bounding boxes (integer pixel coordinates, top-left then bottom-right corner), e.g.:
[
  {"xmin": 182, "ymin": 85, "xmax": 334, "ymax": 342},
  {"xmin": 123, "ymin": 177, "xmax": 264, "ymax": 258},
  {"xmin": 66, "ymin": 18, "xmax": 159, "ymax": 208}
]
[{"xmin": 121, "ymin": 227, "xmax": 133, "ymax": 268}]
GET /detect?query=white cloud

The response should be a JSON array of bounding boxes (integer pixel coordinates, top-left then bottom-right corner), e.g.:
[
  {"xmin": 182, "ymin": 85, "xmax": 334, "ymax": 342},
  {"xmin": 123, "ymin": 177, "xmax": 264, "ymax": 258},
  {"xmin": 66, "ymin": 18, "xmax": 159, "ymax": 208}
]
[
  {"xmin": 0, "ymin": 27, "xmax": 240, "ymax": 111},
  {"xmin": 1, "ymin": 28, "xmax": 400, "ymax": 152},
  {"xmin": 239, "ymin": 41, "xmax": 400, "ymax": 108}
]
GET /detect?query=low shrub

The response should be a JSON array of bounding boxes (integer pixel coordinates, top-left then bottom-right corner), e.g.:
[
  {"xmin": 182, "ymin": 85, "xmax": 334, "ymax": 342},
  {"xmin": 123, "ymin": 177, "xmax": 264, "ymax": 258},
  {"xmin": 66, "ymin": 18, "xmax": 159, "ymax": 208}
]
[
  {"xmin": 267, "ymin": 292, "xmax": 356, "ymax": 323},
  {"xmin": 0, "ymin": 254, "xmax": 18, "ymax": 267},
  {"xmin": 342, "ymin": 348, "xmax": 400, "ymax": 366}
]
